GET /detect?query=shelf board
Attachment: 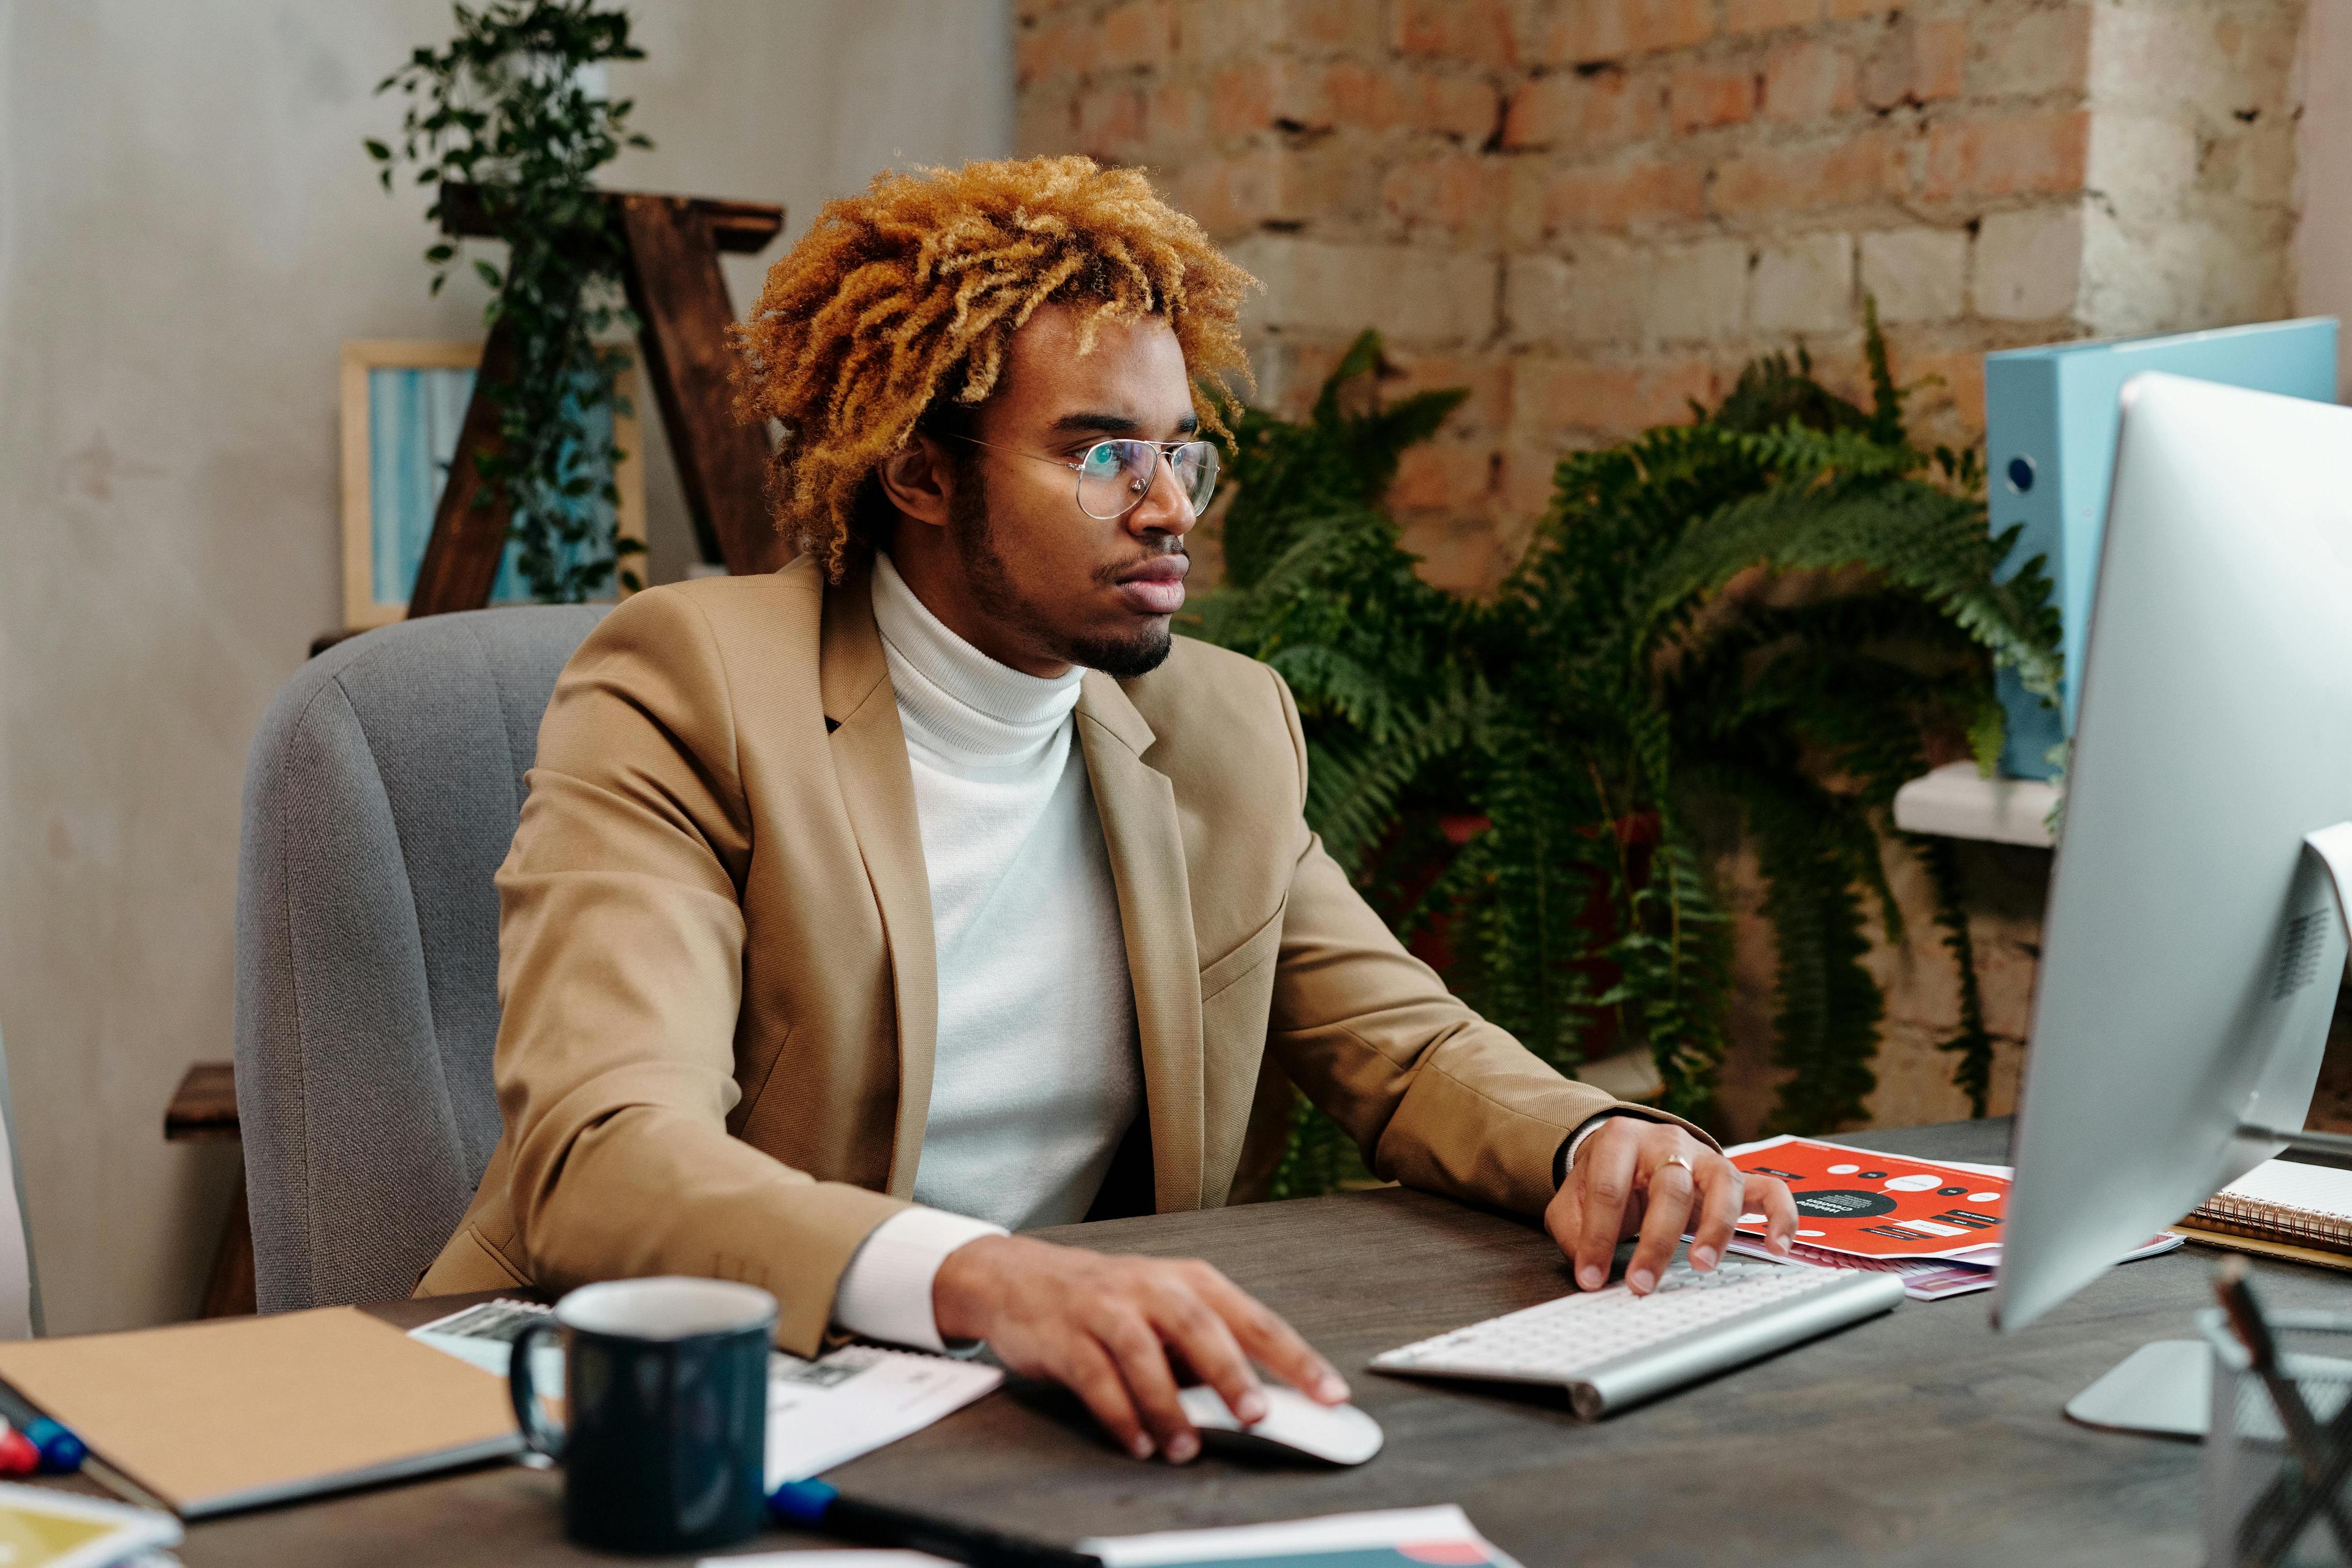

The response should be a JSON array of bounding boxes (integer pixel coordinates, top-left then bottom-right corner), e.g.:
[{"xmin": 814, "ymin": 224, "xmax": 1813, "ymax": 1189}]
[{"xmin": 1892, "ymin": 761, "xmax": 2059, "ymax": 848}]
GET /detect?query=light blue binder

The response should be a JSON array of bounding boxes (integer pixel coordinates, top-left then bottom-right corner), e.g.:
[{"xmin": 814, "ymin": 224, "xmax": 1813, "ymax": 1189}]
[{"xmin": 1984, "ymin": 318, "xmax": 2340, "ymax": 778}]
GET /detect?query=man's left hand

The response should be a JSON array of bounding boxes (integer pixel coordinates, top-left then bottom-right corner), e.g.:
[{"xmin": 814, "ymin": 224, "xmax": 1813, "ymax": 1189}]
[{"xmin": 1544, "ymin": 1118, "xmax": 1798, "ymax": 1295}]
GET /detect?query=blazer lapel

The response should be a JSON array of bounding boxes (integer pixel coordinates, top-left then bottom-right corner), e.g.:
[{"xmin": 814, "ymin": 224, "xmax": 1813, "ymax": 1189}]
[
  {"xmin": 821, "ymin": 568, "xmax": 937, "ymax": 1199},
  {"xmin": 1077, "ymin": 672, "xmax": 1206, "ymax": 1213}
]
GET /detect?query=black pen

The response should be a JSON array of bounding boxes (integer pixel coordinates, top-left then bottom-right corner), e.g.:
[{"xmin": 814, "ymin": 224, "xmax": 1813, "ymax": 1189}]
[{"xmin": 771, "ymin": 1479, "xmax": 1104, "ymax": 1568}]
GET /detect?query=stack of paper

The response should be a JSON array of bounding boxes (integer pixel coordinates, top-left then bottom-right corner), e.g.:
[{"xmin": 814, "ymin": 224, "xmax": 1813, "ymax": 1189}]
[
  {"xmin": 1721, "ymin": 1136, "xmax": 2180, "ymax": 1299},
  {"xmin": 1083, "ymin": 1507, "xmax": 1523, "ymax": 1568},
  {"xmin": 410, "ymin": 1300, "xmax": 1003, "ymax": 1487},
  {"xmin": 705, "ymin": 1506, "xmax": 1523, "ymax": 1568}
]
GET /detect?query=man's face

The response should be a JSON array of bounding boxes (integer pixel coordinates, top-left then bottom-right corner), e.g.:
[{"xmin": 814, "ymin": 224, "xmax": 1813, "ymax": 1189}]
[{"xmin": 918, "ymin": 303, "xmax": 1201, "ymax": 680}]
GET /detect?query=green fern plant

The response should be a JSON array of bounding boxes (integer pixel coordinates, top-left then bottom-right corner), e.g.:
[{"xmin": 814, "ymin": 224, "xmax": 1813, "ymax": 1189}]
[{"xmin": 1193, "ymin": 317, "xmax": 2061, "ymax": 1194}]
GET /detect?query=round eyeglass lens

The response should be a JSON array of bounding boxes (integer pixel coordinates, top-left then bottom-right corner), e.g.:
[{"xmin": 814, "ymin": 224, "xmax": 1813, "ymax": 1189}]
[{"xmin": 1074, "ymin": 440, "xmax": 1219, "ymax": 521}]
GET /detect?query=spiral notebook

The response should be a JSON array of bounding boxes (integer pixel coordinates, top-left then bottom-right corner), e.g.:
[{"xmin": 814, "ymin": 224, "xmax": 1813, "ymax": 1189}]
[{"xmin": 2178, "ymin": 1158, "xmax": 2352, "ymax": 1269}]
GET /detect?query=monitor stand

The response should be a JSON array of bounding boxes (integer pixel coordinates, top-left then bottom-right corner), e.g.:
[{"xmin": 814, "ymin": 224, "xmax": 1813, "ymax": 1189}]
[{"xmin": 2060, "ymin": 823, "xmax": 2352, "ymax": 1440}]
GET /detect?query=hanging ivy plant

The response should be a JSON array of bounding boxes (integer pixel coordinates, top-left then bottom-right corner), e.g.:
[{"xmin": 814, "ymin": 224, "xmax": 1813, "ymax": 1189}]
[
  {"xmin": 1194, "ymin": 314, "xmax": 2064, "ymax": 1197},
  {"xmin": 369, "ymin": 0, "xmax": 648, "ymax": 602}
]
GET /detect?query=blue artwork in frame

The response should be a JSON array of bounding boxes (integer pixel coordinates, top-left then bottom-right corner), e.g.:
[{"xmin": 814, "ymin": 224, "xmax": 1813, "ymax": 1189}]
[{"xmin": 339, "ymin": 340, "xmax": 643, "ymax": 627}]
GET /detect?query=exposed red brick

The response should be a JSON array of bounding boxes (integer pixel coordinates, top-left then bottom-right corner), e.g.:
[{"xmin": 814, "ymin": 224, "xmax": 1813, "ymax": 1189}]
[
  {"xmin": 1922, "ymin": 111, "xmax": 2090, "ymax": 203},
  {"xmin": 1148, "ymin": 77, "xmax": 1205, "ymax": 146},
  {"xmin": 1885, "ymin": 345, "xmax": 1987, "ymax": 439},
  {"xmin": 1543, "ymin": 159, "xmax": 1709, "ymax": 230},
  {"xmin": 1074, "ymin": 83, "xmax": 1150, "ymax": 163},
  {"xmin": 1911, "ymin": 20, "xmax": 1969, "ymax": 103},
  {"xmin": 1385, "ymin": 351, "xmax": 1515, "ymax": 429},
  {"xmin": 1277, "ymin": 0, "xmax": 1387, "ymax": 53},
  {"xmin": 1726, "ymin": 0, "xmax": 1825, "ymax": 34},
  {"xmin": 1542, "ymin": 0, "xmax": 1714, "ymax": 66},
  {"xmin": 1210, "ymin": 62, "xmax": 1276, "ymax": 129},
  {"xmin": 1300, "ymin": 61, "xmax": 1398, "ymax": 131},
  {"xmin": 1713, "ymin": 132, "xmax": 1909, "ymax": 216},
  {"xmin": 1499, "ymin": 440, "xmax": 1569, "ymax": 522},
  {"xmin": 1521, "ymin": 356, "xmax": 1717, "ymax": 437},
  {"xmin": 1762, "ymin": 39, "xmax": 1858, "ymax": 123},
  {"xmin": 1015, "ymin": 18, "xmax": 1099, "ymax": 86},
  {"xmin": 1383, "ymin": 155, "xmax": 1510, "ymax": 239},
  {"xmin": 1265, "ymin": 338, "xmax": 1351, "ymax": 418},
  {"xmin": 1100, "ymin": 0, "xmax": 1177, "ymax": 70},
  {"xmin": 1502, "ymin": 69, "xmax": 1664, "ymax": 150},
  {"xmin": 1390, "ymin": 441, "xmax": 1497, "ymax": 511},
  {"xmin": 1393, "ymin": 0, "xmax": 1518, "ymax": 68},
  {"xmin": 1398, "ymin": 514, "xmax": 1512, "ymax": 597},
  {"xmin": 1670, "ymin": 62, "xmax": 1759, "ymax": 132},
  {"xmin": 1172, "ymin": 148, "xmax": 1289, "ymax": 236},
  {"xmin": 1415, "ymin": 72, "xmax": 1503, "ymax": 140}
]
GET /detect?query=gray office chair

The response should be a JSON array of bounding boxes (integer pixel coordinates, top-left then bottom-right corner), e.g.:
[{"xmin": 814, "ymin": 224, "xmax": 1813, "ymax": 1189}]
[{"xmin": 233, "ymin": 605, "xmax": 607, "ymax": 1313}]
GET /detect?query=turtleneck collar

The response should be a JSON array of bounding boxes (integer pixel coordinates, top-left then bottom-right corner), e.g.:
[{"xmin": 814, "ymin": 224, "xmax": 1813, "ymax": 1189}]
[{"xmin": 870, "ymin": 551, "xmax": 1083, "ymax": 767}]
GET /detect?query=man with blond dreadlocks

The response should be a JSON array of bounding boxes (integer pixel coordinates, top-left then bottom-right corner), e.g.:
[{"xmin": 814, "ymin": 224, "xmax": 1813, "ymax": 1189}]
[{"xmin": 421, "ymin": 156, "xmax": 1796, "ymax": 1464}]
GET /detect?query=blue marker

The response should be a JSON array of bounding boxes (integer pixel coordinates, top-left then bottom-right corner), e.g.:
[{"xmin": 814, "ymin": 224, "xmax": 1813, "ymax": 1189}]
[{"xmin": 22, "ymin": 1417, "xmax": 83, "ymax": 1474}]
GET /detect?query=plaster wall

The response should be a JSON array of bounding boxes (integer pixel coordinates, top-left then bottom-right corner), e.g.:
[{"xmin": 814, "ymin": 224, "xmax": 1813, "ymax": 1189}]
[{"xmin": 0, "ymin": 0, "xmax": 1011, "ymax": 1333}]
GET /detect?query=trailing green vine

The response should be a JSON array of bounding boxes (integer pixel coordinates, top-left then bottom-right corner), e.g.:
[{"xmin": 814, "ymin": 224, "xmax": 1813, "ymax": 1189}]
[
  {"xmin": 371, "ymin": 0, "xmax": 648, "ymax": 601},
  {"xmin": 1194, "ymin": 314, "xmax": 2062, "ymax": 1192}
]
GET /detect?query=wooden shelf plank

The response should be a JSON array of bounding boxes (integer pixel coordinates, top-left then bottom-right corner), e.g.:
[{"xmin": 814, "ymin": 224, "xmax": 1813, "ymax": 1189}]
[{"xmin": 165, "ymin": 1061, "xmax": 239, "ymax": 1142}]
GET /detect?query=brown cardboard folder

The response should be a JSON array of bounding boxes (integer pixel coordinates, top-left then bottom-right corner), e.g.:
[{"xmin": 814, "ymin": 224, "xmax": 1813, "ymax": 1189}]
[{"xmin": 0, "ymin": 1306, "xmax": 520, "ymax": 1518}]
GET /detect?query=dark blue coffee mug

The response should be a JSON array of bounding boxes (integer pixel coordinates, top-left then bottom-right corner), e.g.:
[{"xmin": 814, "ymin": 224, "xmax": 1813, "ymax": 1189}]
[{"xmin": 509, "ymin": 1276, "xmax": 776, "ymax": 1555}]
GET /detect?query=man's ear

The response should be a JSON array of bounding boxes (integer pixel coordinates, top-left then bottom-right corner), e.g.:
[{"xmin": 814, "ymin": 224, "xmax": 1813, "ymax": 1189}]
[{"xmin": 876, "ymin": 435, "xmax": 955, "ymax": 532}]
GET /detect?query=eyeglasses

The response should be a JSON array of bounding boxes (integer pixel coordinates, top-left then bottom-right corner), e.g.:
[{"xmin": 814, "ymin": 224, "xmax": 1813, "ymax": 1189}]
[{"xmin": 950, "ymin": 434, "xmax": 1220, "ymax": 522}]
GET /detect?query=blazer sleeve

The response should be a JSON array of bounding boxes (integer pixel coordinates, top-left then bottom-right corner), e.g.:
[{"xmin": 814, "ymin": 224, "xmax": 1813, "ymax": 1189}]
[
  {"xmin": 491, "ymin": 588, "xmax": 907, "ymax": 1352},
  {"xmin": 1259, "ymin": 668, "xmax": 1716, "ymax": 1219}
]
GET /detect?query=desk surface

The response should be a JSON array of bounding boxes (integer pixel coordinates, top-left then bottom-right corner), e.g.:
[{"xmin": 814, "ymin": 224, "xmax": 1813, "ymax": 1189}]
[{"xmin": 158, "ymin": 1118, "xmax": 2352, "ymax": 1567}]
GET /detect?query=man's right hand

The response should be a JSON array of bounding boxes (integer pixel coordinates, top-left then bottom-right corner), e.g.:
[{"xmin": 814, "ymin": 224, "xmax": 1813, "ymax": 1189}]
[{"xmin": 931, "ymin": 1234, "xmax": 1349, "ymax": 1463}]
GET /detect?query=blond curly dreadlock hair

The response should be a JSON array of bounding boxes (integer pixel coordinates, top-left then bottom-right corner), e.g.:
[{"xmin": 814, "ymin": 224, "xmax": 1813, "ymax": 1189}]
[{"xmin": 729, "ymin": 156, "xmax": 1256, "ymax": 581}]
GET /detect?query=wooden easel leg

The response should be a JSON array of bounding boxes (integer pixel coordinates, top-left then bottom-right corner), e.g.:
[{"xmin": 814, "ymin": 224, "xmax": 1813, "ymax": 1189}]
[
  {"xmin": 617, "ymin": 195, "xmax": 787, "ymax": 577},
  {"xmin": 406, "ymin": 321, "xmax": 519, "ymax": 619}
]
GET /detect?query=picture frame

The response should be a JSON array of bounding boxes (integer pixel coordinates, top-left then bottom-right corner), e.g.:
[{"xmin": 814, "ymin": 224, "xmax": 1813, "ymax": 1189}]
[{"xmin": 337, "ymin": 339, "xmax": 646, "ymax": 629}]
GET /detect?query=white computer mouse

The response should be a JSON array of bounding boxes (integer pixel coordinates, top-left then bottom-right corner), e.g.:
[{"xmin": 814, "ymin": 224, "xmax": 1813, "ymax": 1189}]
[{"xmin": 1176, "ymin": 1383, "xmax": 1384, "ymax": 1466}]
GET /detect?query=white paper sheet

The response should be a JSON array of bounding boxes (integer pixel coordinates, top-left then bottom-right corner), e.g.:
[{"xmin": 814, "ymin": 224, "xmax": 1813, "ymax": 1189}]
[
  {"xmin": 2211, "ymin": 1157, "xmax": 2352, "ymax": 1216},
  {"xmin": 410, "ymin": 1304, "xmax": 1002, "ymax": 1487},
  {"xmin": 1084, "ymin": 1505, "xmax": 1520, "ymax": 1568},
  {"xmin": 764, "ymin": 1344, "xmax": 1001, "ymax": 1488}
]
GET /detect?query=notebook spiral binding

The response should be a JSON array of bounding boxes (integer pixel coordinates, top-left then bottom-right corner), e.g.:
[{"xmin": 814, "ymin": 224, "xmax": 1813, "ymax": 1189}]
[{"xmin": 2187, "ymin": 1193, "xmax": 2352, "ymax": 1251}]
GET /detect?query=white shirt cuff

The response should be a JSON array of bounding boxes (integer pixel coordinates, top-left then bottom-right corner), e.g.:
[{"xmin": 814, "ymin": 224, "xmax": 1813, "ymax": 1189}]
[
  {"xmin": 1562, "ymin": 1111, "xmax": 1625, "ymax": 1179},
  {"xmin": 830, "ymin": 1205, "xmax": 1008, "ymax": 1352}
]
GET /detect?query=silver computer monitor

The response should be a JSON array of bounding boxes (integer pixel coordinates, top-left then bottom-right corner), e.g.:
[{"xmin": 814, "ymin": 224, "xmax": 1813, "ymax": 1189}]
[{"xmin": 1996, "ymin": 372, "xmax": 2352, "ymax": 1350}]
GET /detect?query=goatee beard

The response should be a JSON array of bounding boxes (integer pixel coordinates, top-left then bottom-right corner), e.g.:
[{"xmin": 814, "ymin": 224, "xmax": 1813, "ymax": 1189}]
[{"xmin": 949, "ymin": 472, "xmax": 1178, "ymax": 679}]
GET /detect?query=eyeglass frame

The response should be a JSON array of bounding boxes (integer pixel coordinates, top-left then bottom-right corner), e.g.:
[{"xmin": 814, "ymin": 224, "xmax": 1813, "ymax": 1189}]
[{"xmin": 943, "ymin": 432, "xmax": 1219, "ymax": 522}]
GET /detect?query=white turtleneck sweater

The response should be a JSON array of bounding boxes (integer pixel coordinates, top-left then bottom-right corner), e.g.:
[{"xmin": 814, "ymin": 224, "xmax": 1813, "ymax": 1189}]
[{"xmin": 829, "ymin": 553, "xmax": 1145, "ymax": 1351}]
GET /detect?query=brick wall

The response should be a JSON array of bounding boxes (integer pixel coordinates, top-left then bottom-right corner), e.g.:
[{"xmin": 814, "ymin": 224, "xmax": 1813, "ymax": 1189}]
[
  {"xmin": 1017, "ymin": 0, "xmax": 2305, "ymax": 593},
  {"xmin": 1014, "ymin": 0, "xmax": 2311, "ymax": 1134}
]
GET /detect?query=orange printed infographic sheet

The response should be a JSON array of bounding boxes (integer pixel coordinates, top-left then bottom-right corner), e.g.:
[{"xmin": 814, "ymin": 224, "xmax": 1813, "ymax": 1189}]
[{"xmin": 1728, "ymin": 1135, "xmax": 2008, "ymax": 1261}]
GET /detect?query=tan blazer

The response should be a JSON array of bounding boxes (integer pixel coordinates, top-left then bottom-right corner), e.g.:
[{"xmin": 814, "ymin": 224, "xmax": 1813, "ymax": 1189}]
[{"xmin": 420, "ymin": 556, "xmax": 1696, "ymax": 1351}]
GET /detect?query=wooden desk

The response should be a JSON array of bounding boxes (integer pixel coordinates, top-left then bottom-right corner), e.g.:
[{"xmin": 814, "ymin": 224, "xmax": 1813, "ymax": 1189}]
[{"xmin": 155, "ymin": 1118, "xmax": 2352, "ymax": 1566}]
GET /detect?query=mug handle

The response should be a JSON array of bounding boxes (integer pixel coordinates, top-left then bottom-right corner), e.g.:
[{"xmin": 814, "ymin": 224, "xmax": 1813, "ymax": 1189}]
[{"xmin": 507, "ymin": 1320, "xmax": 567, "ymax": 1461}]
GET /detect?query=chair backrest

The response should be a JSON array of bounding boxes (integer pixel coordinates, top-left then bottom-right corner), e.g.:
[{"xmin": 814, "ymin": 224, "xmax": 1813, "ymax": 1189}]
[{"xmin": 233, "ymin": 606, "xmax": 606, "ymax": 1313}]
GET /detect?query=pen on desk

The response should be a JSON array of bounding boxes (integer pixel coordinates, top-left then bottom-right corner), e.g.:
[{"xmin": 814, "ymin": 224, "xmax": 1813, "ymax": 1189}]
[
  {"xmin": 770, "ymin": 1478, "xmax": 1105, "ymax": 1568},
  {"xmin": 0, "ymin": 1381, "xmax": 85, "ymax": 1474}
]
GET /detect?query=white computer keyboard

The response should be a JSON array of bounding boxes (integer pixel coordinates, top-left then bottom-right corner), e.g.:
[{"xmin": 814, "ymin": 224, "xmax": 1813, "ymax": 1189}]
[{"xmin": 1372, "ymin": 1254, "xmax": 1905, "ymax": 1420}]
